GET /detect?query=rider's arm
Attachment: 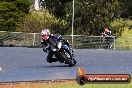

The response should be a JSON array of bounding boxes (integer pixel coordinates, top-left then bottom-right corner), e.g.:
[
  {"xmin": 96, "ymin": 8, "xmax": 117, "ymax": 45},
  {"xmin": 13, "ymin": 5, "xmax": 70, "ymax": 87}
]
[
  {"xmin": 41, "ymin": 40, "xmax": 49, "ymax": 52},
  {"xmin": 102, "ymin": 31, "xmax": 107, "ymax": 36}
]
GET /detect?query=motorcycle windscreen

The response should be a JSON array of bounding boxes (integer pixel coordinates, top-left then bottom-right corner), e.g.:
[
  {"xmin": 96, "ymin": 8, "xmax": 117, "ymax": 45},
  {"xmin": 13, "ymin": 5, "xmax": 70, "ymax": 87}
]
[{"xmin": 63, "ymin": 44, "xmax": 69, "ymax": 50}]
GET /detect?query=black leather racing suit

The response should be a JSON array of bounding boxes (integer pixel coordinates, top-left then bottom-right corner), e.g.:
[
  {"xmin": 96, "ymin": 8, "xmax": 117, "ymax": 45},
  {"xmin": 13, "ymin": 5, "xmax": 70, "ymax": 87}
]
[
  {"xmin": 41, "ymin": 34, "xmax": 69, "ymax": 62},
  {"xmin": 103, "ymin": 31, "xmax": 112, "ymax": 48}
]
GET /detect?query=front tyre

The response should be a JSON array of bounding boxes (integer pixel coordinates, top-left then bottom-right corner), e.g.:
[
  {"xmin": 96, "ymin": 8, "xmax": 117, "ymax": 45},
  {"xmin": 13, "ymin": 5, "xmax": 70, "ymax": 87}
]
[{"xmin": 61, "ymin": 51, "xmax": 76, "ymax": 67}]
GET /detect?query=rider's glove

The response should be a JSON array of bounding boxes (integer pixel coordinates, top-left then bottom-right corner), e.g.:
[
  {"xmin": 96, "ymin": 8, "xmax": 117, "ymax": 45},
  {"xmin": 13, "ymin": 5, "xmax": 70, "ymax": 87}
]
[
  {"xmin": 41, "ymin": 40, "xmax": 44, "ymax": 44},
  {"xmin": 43, "ymin": 48, "xmax": 47, "ymax": 52}
]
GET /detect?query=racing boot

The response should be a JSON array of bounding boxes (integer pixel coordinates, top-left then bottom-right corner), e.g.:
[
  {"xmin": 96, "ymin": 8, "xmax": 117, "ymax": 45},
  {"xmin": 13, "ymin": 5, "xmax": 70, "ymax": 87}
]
[
  {"xmin": 46, "ymin": 58, "xmax": 52, "ymax": 63},
  {"xmin": 46, "ymin": 58, "xmax": 58, "ymax": 63},
  {"xmin": 46, "ymin": 51, "xmax": 53, "ymax": 63}
]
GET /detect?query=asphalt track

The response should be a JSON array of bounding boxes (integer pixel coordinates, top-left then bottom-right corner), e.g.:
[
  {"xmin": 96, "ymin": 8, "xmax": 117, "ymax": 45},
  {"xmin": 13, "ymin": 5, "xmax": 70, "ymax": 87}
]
[{"xmin": 0, "ymin": 47, "xmax": 132, "ymax": 82}]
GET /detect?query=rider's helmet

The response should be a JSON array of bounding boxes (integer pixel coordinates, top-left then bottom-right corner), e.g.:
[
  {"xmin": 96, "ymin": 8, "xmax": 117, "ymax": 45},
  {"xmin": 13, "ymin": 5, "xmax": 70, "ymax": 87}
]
[{"xmin": 41, "ymin": 29, "xmax": 50, "ymax": 41}]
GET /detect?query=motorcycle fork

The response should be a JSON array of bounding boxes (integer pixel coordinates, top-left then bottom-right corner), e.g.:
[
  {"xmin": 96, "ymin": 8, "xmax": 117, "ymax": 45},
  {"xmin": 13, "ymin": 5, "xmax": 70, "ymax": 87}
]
[{"xmin": 63, "ymin": 49, "xmax": 72, "ymax": 59}]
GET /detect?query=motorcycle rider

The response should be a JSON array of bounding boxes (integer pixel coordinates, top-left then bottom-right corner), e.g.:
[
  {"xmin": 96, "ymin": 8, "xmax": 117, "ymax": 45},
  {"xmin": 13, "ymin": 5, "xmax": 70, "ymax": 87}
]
[
  {"xmin": 102, "ymin": 26, "xmax": 112, "ymax": 48},
  {"xmin": 102, "ymin": 26, "xmax": 112, "ymax": 36},
  {"xmin": 41, "ymin": 29, "xmax": 71, "ymax": 63}
]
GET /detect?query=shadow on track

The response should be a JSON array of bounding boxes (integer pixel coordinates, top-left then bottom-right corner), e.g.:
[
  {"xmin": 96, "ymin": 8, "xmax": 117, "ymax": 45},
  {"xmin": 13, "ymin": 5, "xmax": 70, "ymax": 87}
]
[
  {"xmin": 20, "ymin": 64, "xmax": 78, "ymax": 71},
  {"xmin": 44, "ymin": 64, "xmax": 78, "ymax": 68}
]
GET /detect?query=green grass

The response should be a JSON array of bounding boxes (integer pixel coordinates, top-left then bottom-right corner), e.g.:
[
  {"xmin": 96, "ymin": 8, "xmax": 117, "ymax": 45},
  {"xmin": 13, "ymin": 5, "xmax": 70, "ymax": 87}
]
[
  {"xmin": 110, "ymin": 19, "xmax": 132, "ymax": 49},
  {"xmin": 115, "ymin": 28, "xmax": 132, "ymax": 50},
  {"xmin": 116, "ymin": 37, "xmax": 132, "ymax": 50},
  {"xmin": 121, "ymin": 27, "xmax": 132, "ymax": 37},
  {"xmin": 41, "ymin": 81, "xmax": 132, "ymax": 88}
]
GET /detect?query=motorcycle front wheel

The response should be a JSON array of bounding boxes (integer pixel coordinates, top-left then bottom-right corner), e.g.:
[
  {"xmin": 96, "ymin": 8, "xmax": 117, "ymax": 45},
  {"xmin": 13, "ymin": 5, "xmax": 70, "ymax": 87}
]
[{"xmin": 61, "ymin": 50, "xmax": 76, "ymax": 67}]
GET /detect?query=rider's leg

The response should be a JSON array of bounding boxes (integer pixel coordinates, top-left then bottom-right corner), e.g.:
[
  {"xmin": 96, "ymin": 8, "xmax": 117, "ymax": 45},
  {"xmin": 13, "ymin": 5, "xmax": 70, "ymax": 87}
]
[
  {"xmin": 46, "ymin": 51, "xmax": 58, "ymax": 63},
  {"xmin": 46, "ymin": 51, "xmax": 53, "ymax": 63}
]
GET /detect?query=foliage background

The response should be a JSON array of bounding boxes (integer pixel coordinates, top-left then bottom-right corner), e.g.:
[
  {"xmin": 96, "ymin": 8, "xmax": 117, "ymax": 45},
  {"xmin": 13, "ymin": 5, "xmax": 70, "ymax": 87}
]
[
  {"xmin": 0, "ymin": 0, "xmax": 31, "ymax": 31},
  {"xmin": 0, "ymin": 0, "xmax": 132, "ymax": 36}
]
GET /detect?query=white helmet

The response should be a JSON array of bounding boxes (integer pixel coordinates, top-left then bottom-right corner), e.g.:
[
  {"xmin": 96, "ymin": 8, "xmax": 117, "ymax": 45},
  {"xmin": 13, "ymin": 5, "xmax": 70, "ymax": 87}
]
[{"xmin": 41, "ymin": 29, "xmax": 50, "ymax": 40}]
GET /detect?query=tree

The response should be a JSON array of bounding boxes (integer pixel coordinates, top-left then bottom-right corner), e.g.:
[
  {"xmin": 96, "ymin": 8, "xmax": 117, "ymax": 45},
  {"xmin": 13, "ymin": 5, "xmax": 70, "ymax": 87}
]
[
  {"xmin": 0, "ymin": 0, "xmax": 31, "ymax": 31},
  {"xmin": 40, "ymin": 0, "xmax": 123, "ymax": 35},
  {"xmin": 41, "ymin": 0, "xmax": 72, "ymax": 18},
  {"xmin": 65, "ymin": 0, "xmax": 122, "ymax": 35},
  {"xmin": 121, "ymin": 0, "xmax": 132, "ymax": 19}
]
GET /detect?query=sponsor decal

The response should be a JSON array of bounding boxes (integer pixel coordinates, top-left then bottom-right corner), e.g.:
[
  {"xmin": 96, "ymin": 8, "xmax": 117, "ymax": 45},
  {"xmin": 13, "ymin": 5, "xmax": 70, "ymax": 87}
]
[{"xmin": 76, "ymin": 67, "xmax": 131, "ymax": 85}]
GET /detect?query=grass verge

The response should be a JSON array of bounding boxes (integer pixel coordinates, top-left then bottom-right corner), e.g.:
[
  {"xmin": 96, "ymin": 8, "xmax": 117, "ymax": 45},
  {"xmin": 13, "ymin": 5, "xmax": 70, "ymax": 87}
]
[{"xmin": 0, "ymin": 79, "xmax": 131, "ymax": 88}]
